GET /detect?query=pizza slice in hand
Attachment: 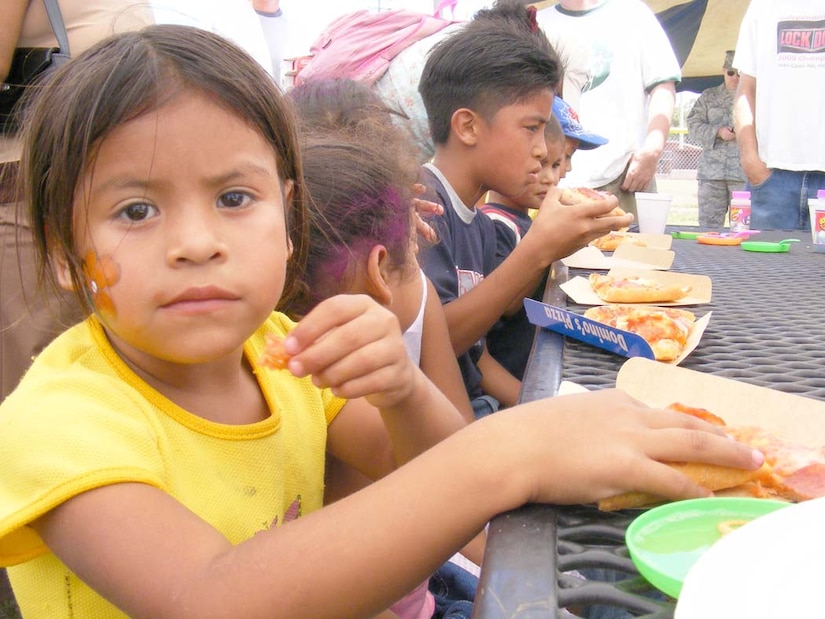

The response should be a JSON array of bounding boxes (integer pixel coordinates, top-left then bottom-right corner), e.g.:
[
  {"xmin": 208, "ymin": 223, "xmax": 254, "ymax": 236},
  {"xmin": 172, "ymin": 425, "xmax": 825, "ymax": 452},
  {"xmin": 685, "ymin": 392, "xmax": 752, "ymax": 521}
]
[
  {"xmin": 259, "ymin": 333, "xmax": 292, "ymax": 370},
  {"xmin": 559, "ymin": 187, "xmax": 610, "ymax": 205},
  {"xmin": 598, "ymin": 403, "xmax": 825, "ymax": 511}
]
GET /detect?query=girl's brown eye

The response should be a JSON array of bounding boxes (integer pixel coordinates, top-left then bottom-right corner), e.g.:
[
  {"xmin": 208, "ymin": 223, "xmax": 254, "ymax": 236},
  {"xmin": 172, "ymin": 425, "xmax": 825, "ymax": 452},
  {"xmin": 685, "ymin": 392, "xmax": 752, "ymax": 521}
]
[
  {"xmin": 122, "ymin": 203, "xmax": 152, "ymax": 221},
  {"xmin": 218, "ymin": 192, "xmax": 251, "ymax": 209}
]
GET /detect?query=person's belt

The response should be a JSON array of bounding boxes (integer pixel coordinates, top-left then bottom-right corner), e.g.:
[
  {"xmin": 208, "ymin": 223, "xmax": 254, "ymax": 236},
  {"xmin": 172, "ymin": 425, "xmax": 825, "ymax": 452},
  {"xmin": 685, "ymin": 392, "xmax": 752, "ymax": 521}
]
[{"xmin": 0, "ymin": 161, "xmax": 21, "ymax": 204}]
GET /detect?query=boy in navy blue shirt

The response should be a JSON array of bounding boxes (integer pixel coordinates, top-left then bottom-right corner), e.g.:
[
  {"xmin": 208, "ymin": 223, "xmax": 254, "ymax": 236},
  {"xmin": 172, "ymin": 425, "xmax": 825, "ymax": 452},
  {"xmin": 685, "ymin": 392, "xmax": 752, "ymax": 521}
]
[
  {"xmin": 481, "ymin": 97, "xmax": 609, "ymax": 382},
  {"xmin": 417, "ymin": 13, "xmax": 631, "ymax": 415}
]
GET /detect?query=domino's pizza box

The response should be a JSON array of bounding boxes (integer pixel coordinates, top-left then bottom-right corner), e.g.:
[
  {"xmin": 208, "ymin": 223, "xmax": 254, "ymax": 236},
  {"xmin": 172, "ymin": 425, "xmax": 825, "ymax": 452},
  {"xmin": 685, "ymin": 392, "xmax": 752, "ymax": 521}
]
[
  {"xmin": 560, "ymin": 267, "xmax": 712, "ymax": 306},
  {"xmin": 562, "ymin": 244, "xmax": 675, "ymax": 271},
  {"xmin": 616, "ymin": 358, "xmax": 825, "ymax": 447},
  {"xmin": 524, "ymin": 299, "xmax": 711, "ymax": 365}
]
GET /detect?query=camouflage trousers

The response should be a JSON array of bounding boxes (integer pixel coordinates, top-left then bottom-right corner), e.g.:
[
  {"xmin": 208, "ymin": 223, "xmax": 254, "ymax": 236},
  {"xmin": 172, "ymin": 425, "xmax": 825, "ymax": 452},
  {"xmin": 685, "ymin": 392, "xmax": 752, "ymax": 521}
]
[{"xmin": 697, "ymin": 178, "xmax": 746, "ymax": 227}]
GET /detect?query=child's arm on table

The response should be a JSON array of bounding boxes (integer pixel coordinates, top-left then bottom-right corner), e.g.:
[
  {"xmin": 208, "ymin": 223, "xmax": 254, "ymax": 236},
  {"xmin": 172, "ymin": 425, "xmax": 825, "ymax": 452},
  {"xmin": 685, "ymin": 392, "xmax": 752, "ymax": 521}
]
[
  {"xmin": 444, "ymin": 191, "xmax": 631, "ymax": 351},
  {"xmin": 32, "ymin": 390, "xmax": 763, "ymax": 619}
]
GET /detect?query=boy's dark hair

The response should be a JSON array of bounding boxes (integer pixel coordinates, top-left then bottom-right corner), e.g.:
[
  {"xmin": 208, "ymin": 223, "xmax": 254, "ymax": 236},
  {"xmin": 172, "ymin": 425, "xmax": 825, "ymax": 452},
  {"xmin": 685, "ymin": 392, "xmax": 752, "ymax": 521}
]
[
  {"xmin": 419, "ymin": 2, "xmax": 561, "ymax": 145},
  {"xmin": 18, "ymin": 24, "xmax": 308, "ymax": 313}
]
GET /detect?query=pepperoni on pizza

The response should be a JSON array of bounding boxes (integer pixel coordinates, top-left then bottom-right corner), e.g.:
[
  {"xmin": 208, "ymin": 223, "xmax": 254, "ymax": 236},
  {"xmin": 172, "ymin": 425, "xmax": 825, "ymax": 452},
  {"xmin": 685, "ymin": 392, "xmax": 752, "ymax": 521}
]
[{"xmin": 583, "ymin": 305, "xmax": 695, "ymax": 362}]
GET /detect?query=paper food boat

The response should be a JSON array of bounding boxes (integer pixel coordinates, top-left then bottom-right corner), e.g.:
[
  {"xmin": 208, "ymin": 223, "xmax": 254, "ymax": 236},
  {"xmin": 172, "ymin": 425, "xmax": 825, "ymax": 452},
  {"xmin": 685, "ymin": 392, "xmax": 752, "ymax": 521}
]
[
  {"xmin": 560, "ymin": 267, "xmax": 712, "ymax": 306},
  {"xmin": 616, "ymin": 358, "xmax": 825, "ymax": 447},
  {"xmin": 563, "ymin": 244, "xmax": 675, "ymax": 271},
  {"xmin": 524, "ymin": 299, "xmax": 711, "ymax": 365}
]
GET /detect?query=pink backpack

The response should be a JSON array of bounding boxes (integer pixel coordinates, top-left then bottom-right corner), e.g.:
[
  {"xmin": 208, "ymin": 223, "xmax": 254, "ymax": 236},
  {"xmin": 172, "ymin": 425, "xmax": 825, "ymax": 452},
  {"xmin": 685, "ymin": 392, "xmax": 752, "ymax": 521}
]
[{"xmin": 295, "ymin": 1, "xmax": 460, "ymax": 86}]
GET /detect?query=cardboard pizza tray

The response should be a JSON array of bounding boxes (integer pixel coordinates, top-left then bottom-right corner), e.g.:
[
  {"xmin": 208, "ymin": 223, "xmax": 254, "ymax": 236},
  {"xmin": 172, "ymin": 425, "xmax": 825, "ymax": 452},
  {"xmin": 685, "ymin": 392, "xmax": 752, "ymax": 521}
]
[
  {"xmin": 562, "ymin": 244, "xmax": 675, "ymax": 271},
  {"xmin": 560, "ymin": 268, "xmax": 712, "ymax": 306},
  {"xmin": 626, "ymin": 232, "xmax": 673, "ymax": 250},
  {"xmin": 524, "ymin": 299, "xmax": 711, "ymax": 365},
  {"xmin": 558, "ymin": 380, "xmax": 590, "ymax": 395},
  {"xmin": 616, "ymin": 358, "xmax": 825, "ymax": 448}
]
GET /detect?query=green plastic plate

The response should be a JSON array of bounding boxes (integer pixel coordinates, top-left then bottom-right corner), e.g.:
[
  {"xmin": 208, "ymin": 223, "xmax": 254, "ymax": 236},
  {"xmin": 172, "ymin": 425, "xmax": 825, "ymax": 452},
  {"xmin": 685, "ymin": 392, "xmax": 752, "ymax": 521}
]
[
  {"xmin": 740, "ymin": 239, "xmax": 800, "ymax": 253},
  {"xmin": 671, "ymin": 231, "xmax": 702, "ymax": 240},
  {"xmin": 625, "ymin": 497, "xmax": 789, "ymax": 599}
]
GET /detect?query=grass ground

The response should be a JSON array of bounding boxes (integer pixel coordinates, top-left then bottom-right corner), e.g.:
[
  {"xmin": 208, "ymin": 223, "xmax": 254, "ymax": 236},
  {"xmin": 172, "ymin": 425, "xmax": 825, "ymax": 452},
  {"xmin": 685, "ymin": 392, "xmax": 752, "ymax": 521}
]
[{"xmin": 658, "ymin": 172, "xmax": 700, "ymax": 227}]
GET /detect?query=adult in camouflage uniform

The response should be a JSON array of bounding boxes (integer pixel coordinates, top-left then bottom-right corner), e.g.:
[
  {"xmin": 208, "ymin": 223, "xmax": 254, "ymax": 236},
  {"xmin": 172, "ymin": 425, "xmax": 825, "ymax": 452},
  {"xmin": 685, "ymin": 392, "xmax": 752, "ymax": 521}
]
[{"xmin": 687, "ymin": 51, "xmax": 746, "ymax": 227}]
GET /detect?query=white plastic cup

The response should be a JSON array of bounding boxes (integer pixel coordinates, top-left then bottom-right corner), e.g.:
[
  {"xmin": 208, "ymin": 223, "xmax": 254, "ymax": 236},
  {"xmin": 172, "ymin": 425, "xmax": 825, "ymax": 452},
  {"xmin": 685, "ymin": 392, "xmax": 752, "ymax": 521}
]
[{"xmin": 635, "ymin": 192, "xmax": 673, "ymax": 235}]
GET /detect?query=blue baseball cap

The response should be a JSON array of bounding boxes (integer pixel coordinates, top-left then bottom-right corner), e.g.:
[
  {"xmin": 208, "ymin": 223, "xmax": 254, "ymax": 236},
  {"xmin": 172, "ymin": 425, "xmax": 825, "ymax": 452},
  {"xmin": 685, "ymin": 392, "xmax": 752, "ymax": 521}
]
[{"xmin": 552, "ymin": 97, "xmax": 608, "ymax": 150}]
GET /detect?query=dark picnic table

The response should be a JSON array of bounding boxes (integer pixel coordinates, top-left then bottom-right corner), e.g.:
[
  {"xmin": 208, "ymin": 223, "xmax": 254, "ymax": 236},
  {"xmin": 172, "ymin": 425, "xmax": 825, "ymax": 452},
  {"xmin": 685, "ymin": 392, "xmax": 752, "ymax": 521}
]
[{"xmin": 472, "ymin": 229, "xmax": 825, "ymax": 619}]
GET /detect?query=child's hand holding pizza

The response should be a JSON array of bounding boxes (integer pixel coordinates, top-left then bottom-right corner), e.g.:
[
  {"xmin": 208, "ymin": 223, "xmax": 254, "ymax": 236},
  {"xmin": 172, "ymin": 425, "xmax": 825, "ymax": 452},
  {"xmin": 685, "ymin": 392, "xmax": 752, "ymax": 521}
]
[
  {"xmin": 470, "ymin": 390, "xmax": 764, "ymax": 507},
  {"xmin": 526, "ymin": 187, "xmax": 631, "ymax": 260},
  {"xmin": 279, "ymin": 294, "xmax": 419, "ymax": 409}
]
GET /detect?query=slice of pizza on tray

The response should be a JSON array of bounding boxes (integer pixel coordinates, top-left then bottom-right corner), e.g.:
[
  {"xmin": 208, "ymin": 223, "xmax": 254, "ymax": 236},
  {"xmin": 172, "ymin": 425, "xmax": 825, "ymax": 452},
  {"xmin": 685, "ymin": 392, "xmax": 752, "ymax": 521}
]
[
  {"xmin": 583, "ymin": 305, "xmax": 696, "ymax": 362},
  {"xmin": 590, "ymin": 231, "xmax": 647, "ymax": 252},
  {"xmin": 589, "ymin": 272, "xmax": 691, "ymax": 304}
]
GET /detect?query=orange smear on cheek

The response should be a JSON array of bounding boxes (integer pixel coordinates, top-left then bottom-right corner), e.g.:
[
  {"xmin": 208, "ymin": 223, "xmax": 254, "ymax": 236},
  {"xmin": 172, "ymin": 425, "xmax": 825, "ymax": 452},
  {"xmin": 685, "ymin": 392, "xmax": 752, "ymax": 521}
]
[{"xmin": 83, "ymin": 250, "xmax": 121, "ymax": 317}]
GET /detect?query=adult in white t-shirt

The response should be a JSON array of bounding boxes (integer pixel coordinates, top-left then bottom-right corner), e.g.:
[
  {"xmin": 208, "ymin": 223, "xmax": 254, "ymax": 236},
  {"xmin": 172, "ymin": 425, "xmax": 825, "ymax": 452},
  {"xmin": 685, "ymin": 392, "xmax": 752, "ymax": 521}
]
[
  {"xmin": 733, "ymin": 0, "xmax": 825, "ymax": 230},
  {"xmin": 537, "ymin": 0, "xmax": 680, "ymax": 216}
]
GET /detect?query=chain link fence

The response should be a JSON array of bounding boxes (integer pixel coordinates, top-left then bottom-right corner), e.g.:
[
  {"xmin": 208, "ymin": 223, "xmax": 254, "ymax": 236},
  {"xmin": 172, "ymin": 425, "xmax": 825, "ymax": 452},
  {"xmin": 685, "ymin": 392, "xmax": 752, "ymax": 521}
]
[
  {"xmin": 658, "ymin": 99, "xmax": 702, "ymax": 225},
  {"xmin": 657, "ymin": 128, "xmax": 703, "ymax": 175}
]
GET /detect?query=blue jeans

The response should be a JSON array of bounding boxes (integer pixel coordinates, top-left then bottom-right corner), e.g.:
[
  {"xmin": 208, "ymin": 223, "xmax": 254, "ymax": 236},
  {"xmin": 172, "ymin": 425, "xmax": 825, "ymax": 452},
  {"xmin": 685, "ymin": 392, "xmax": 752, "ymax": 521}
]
[
  {"xmin": 747, "ymin": 169, "xmax": 825, "ymax": 230},
  {"xmin": 428, "ymin": 561, "xmax": 478, "ymax": 619},
  {"xmin": 470, "ymin": 395, "xmax": 499, "ymax": 420}
]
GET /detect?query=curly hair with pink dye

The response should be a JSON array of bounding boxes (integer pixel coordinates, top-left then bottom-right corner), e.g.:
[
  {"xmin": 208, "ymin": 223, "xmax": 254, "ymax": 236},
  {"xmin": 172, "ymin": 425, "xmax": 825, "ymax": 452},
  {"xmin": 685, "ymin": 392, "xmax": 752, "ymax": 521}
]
[{"xmin": 286, "ymin": 79, "xmax": 421, "ymax": 318}]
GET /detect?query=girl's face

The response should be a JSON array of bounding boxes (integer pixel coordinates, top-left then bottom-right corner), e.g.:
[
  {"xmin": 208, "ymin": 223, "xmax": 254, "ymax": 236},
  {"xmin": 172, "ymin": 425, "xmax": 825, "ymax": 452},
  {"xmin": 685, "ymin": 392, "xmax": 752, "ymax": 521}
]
[{"xmin": 64, "ymin": 92, "xmax": 292, "ymax": 371}]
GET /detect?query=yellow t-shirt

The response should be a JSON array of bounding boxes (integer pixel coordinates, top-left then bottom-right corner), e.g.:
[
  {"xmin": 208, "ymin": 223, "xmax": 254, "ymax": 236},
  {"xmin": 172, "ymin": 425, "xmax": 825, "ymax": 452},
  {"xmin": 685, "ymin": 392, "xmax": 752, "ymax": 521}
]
[{"xmin": 0, "ymin": 312, "xmax": 346, "ymax": 618}]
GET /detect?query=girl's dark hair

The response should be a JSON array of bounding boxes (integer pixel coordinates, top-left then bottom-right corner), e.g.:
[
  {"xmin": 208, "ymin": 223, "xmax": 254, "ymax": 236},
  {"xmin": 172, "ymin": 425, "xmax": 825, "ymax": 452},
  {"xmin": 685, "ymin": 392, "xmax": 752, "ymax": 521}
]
[
  {"xmin": 18, "ymin": 24, "xmax": 308, "ymax": 313},
  {"xmin": 290, "ymin": 133, "xmax": 418, "ymax": 318},
  {"xmin": 285, "ymin": 79, "xmax": 420, "ymax": 318},
  {"xmin": 288, "ymin": 77, "xmax": 409, "ymax": 133},
  {"xmin": 419, "ymin": 0, "xmax": 561, "ymax": 145}
]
